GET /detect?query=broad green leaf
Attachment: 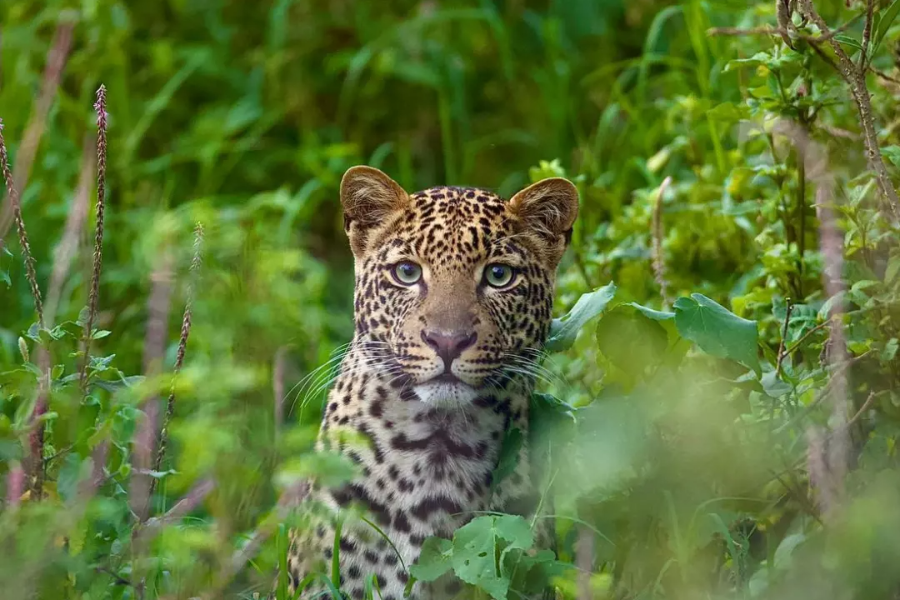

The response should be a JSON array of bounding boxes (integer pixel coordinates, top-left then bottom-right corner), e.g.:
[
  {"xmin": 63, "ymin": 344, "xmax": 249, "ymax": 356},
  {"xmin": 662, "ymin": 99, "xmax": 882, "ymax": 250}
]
[
  {"xmin": 410, "ymin": 537, "xmax": 453, "ymax": 582},
  {"xmin": 596, "ymin": 305, "xmax": 669, "ymax": 387},
  {"xmin": 673, "ymin": 294, "xmax": 760, "ymax": 374},
  {"xmin": 626, "ymin": 302, "xmax": 674, "ymax": 321},
  {"xmin": 451, "ymin": 515, "xmax": 534, "ymax": 600},
  {"xmin": 546, "ymin": 282, "xmax": 617, "ymax": 352}
]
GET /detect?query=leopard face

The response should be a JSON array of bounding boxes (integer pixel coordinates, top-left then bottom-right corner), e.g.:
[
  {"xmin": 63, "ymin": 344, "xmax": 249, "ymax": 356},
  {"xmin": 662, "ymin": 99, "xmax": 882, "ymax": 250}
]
[{"xmin": 340, "ymin": 167, "xmax": 578, "ymax": 408}]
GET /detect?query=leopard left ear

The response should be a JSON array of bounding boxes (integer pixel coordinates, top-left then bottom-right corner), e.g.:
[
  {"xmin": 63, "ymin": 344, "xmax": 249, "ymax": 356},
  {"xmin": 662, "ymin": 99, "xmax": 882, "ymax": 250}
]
[
  {"xmin": 340, "ymin": 166, "xmax": 409, "ymax": 256},
  {"xmin": 508, "ymin": 177, "xmax": 579, "ymax": 260}
]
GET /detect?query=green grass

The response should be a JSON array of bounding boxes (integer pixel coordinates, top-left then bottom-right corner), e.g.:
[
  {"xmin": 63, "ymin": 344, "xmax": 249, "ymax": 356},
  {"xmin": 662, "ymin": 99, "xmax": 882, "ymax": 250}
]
[{"xmin": 2, "ymin": 0, "xmax": 900, "ymax": 598}]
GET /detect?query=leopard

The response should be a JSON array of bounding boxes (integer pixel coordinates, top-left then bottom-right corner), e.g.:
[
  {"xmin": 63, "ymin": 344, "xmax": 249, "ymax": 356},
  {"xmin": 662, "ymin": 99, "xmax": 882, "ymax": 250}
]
[{"xmin": 282, "ymin": 165, "xmax": 579, "ymax": 600}]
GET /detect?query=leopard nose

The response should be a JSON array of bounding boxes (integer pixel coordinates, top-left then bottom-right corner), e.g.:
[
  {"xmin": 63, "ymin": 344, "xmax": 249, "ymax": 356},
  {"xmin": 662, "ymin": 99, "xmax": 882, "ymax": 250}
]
[{"xmin": 421, "ymin": 330, "xmax": 477, "ymax": 367}]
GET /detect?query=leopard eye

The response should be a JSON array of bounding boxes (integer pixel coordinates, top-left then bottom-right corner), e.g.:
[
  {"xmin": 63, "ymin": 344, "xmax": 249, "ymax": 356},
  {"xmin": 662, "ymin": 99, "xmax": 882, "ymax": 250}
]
[
  {"xmin": 392, "ymin": 261, "xmax": 423, "ymax": 285},
  {"xmin": 484, "ymin": 263, "xmax": 515, "ymax": 288}
]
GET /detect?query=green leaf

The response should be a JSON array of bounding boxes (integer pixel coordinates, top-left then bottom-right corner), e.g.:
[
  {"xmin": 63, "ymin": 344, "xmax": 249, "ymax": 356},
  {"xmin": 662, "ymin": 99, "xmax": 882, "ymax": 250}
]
[
  {"xmin": 91, "ymin": 329, "xmax": 112, "ymax": 340},
  {"xmin": 491, "ymin": 427, "xmax": 523, "ymax": 492},
  {"xmin": 57, "ymin": 453, "xmax": 85, "ymax": 502},
  {"xmin": 410, "ymin": 537, "xmax": 454, "ymax": 582},
  {"xmin": 760, "ymin": 371, "xmax": 792, "ymax": 398},
  {"xmin": 626, "ymin": 302, "xmax": 675, "ymax": 321},
  {"xmin": 673, "ymin": 294, "xmax": 760, "ymax": 374},
  {"xmin": 834, "ymin": 35, "xmax": 863, "ymax": 52},
  {"xmin": 873, "ymin": 0, "xmax": 900, "ymax": 54},
  {"xmin": 451, "ymin": 515, "xmax": 534, "ymax": 600},
  {"xmin": 546, "ymin": 282, "xmax": 617, "ymax": 352},
  {"xmin": 147, "ymin": 469, "xmax": 177, "ymax": 479},
  {"xmin": 882, "ymin": 145, "xmax": 900, "ymax": 168}
]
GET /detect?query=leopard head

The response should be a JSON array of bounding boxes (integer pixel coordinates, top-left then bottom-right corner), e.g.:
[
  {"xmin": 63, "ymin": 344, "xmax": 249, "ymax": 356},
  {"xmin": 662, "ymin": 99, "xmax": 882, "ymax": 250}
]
[{"xmin": 340, "ymin": 166, "xmax": 578, "ymax": 407}]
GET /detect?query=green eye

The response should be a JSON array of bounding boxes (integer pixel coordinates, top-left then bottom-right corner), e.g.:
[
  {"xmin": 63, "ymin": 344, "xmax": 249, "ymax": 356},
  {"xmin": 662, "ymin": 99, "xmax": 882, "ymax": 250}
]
[
  {"xmin": 392, "ymin": 261, "xmax": 422, "ymax": 285},
  {"xmin": 484, "ymin": 263, "xmax": 515, "ymax": 288}
]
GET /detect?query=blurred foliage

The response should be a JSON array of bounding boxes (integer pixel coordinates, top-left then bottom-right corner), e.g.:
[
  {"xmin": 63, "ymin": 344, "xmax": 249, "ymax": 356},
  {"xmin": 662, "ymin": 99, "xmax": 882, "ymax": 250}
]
[{"xmin": 2, "ymin": 0, "xmax": 900, "ymax": 598}]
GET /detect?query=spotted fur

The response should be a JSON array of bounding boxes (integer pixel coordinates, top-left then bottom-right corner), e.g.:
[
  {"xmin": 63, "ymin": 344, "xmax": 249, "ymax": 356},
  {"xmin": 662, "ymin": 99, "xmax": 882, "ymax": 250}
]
[{"xmin": 284, "ymin": 166, "xmax": 578, "ymax": 600}]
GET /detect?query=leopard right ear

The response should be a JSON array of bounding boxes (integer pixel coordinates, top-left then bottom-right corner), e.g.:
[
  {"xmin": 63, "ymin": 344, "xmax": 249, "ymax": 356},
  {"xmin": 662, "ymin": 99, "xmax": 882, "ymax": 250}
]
[{"xmin": 340, "ymin": 166, "xmax": 409, "ymax": 256}]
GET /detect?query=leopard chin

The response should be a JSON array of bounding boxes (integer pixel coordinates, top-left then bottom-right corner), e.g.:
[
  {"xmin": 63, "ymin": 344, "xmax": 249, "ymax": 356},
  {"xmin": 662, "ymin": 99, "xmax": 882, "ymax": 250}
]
[{"xmin": 412, "ymin": 379, "xmax": 479, "ymax": 407}]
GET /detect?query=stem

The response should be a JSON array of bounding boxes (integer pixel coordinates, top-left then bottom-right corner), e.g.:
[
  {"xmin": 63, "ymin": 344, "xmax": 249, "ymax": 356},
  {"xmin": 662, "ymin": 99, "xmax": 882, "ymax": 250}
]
[
  {"xmin": 797, "ymin": 0, "xmax": 900, "ymax": 222},
  {"xmin": 776, "ymin": 300, "xmax": 794, "ymax": 378},
  {"xmin": 79, "ymin": 85, "xmax": 109, "ymax": 392},
  {"xmin": 796, "ymin": 140, "xmax": 806, "ymax": 295},
  {"xmin": 149, "ymin": 223, "xmax": 203, "ymax": 500}
]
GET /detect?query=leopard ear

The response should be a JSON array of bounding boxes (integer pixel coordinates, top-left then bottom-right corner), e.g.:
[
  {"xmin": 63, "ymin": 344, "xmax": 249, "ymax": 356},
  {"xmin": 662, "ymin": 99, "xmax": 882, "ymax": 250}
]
[
  {"xmin": 508, "ymin": 177, "xmax": 579, "ymax": 262},
  {"xmin": 340, "ymin": 166, "xmax": 409, "ymax": 256}
]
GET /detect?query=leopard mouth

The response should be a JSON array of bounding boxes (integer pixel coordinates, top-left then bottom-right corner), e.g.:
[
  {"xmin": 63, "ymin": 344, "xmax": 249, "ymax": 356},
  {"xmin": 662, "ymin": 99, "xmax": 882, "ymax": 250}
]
[{"xmin": 432, "ymin": 372, "xmax": 465, "ymax": 384}]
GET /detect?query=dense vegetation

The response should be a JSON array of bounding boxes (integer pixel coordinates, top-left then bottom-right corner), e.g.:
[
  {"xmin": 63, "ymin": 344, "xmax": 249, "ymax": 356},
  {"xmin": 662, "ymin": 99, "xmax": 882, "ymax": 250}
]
[{"xmin": 2, "ymin": 0, "xmax": 900, "ymax": 598}]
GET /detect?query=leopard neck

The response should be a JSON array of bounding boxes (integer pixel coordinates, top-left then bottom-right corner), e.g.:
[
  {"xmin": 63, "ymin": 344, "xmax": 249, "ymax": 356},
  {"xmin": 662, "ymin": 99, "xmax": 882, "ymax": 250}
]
[{"xmin": 318, "ymin": 341, "xmax": 533, "ymax": 508}]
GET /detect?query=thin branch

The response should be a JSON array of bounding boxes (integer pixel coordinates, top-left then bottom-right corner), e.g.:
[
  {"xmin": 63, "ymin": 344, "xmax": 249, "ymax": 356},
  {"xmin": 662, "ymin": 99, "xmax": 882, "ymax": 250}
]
[
  {"xmin": 79, "ymin": 85, "xmax": 109, "ymax": 391},
  {"xmin": 797, "ymin": 0, "xmax": 900, "ymax": 222},
  {"xmin": 707, "ymin": 15, "xmax": 860, "ymax": 42},
  {"xmin": 860, "ymin": 0, "xmax": 874, "ymax": 69},
  {"xmin": 776, "ymin": 300, "xmax": 794, "ymax": 378},
  {"xmin": 870, "ymin": 66, "xmax": 900, "ymax": 85},
  {"xmin": 845, "ymin": 390, "xmax": 877, "ymax": 429},
  {"xmin": 785, "ymin": 317, "xmax": 832, "ymax": 355},
  {"xmin": 141, "ymin": 478, "xmax": 215, "ymax": 534},
  {"xmin": 96, "ymin": 566, "xmax": 133, "ymax": 588}
]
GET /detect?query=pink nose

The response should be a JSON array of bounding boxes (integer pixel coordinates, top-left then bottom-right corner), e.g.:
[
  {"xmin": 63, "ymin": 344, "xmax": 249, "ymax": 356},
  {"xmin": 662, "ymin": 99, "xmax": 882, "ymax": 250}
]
[{"xmin": 421, "ymin": 330, "xmax": 477, "ymax": 368}]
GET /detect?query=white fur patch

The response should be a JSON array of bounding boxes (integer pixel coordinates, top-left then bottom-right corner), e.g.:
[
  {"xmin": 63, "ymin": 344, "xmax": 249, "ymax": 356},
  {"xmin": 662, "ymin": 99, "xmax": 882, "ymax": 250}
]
[{"xmin": 413, "ymin": 380, "xmax": 478, "ymax": 408}]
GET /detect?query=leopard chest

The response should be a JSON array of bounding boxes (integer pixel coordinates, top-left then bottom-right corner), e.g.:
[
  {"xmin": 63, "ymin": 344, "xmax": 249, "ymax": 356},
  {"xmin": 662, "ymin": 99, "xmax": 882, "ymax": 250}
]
[{"xmin": 310, "ymin": 358, "xmax": 529, "ymax": 599}]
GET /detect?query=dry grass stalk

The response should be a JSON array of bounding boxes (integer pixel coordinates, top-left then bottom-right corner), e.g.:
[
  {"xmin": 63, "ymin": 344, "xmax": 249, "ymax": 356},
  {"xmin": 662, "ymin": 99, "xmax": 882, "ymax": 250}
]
[
  {"xmin": 150, "ymin": 223, "xmax": 204, "ymax": 499},
  {"xmin": 79, "ymin": 85, "xmax": 109, "ymax": 391},
  {"xmin": 0, "ymin": 120, "xmax": 44, "ymax": 327},
  {"xmin": 651, "ymin": 176, "xmax": 673, "ymax": 307},
  {"xmin": 1, "ymin": 119, "xmax": 51, "ymax": 499},
  {"xmin": 0, "ymin": 18, "xmax": 75, "ymax": 242}
]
